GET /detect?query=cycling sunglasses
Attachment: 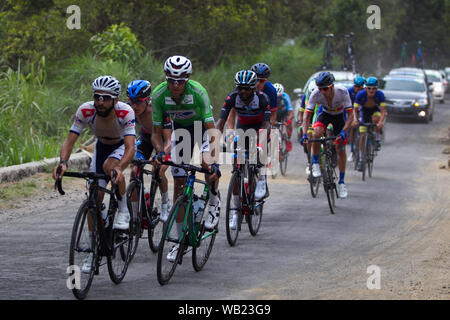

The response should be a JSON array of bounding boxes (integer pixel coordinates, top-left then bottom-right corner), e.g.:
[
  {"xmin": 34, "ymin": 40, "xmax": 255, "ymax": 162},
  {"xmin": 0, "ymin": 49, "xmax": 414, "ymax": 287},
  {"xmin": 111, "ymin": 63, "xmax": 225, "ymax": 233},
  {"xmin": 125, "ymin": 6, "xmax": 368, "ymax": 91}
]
[
  {"xmin": 93, "ymin": 93, "xmax": 116, "ymax": 102},
  {"xmin": 236, "ymin": 86, "xmax": 253, "ymax": 91},
  {"xmin": 166, "ymin": 77, "xmax": 189, "ymax": 85},
  {"xmin": 129, "ymin": 97, "xmax": 147, "ymax": 105},
  {"xmin": 366, "ymin": 86, "xmax": 378, "ymax": 91},
  {"xmin": 319, "ymin": 84, "xmax": 333, "ymax": 91}
]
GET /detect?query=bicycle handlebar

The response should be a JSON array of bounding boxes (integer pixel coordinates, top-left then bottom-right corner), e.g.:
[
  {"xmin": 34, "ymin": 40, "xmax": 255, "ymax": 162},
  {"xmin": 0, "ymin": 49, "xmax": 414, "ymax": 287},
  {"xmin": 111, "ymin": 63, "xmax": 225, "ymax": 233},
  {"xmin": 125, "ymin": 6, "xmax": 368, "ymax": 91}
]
[
  {"xmin": 308, "ymin": 136, "xmax": 337, "ymax": 143},
  {"xmin": 54, "ymin": 170, "xmax": 120, "ymax": 201}
]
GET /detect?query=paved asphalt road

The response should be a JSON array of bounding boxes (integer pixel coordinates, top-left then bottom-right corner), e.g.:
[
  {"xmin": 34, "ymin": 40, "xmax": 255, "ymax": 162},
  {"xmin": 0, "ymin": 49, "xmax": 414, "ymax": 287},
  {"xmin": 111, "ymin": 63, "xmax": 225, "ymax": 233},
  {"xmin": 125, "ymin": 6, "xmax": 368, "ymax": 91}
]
[{"xmin": 0, "ymin": 97, "xmax": 449, "ymax": 300}]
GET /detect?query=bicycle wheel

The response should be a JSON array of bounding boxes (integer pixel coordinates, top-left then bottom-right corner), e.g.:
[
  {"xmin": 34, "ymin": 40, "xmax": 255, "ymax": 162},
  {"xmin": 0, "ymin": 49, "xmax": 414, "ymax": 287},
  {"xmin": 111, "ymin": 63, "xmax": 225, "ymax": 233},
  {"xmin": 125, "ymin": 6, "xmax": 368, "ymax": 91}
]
[
  {"xmin": 367, "ymin": 136, "xmax": 374, "ymax": 178},
  {"xmin": 280, "ymin": 133, "xmax": 288, "ymax": 176},
  {"xmin": 353, "ymin": 131, "xmax": 360, "ymax": 171},
  {"xmin": 157, "ymin": 195, "xmax": 187, "ymax": 285},
  {"xmin": 225, "ymin": 171, "xmax": 241, "ymax": 246},
  {"xmin": 107, "ymin": 204, "xmax": 133, "ymax": 284},
  {"xmin": 69, "ymin": 200, "xmax": 97, "ymax": 300},
  {"xmin": 247, "ymin": 168, "xmax": 263, "ymax": 236},
  {"xmin": 324, "ymin": 156, "xmax": 336, "ymax": 214},
  {"xmin": 309, "ymin": 165, "xmax": 320, "ymax": 198},
  {"xmin": 126, "ymin": 180, "xmax": 142, "ymax": 261},
  {"xmin": 362, "ymin": 134, "xmax": 369, "ymax": 181},
  {"xmin": 192, "ymin": 192, "xmax": 219, "ymax": 271},
  {"xmin": 148, "ymin": 181, "xmax": 164, "ymax": 253}
]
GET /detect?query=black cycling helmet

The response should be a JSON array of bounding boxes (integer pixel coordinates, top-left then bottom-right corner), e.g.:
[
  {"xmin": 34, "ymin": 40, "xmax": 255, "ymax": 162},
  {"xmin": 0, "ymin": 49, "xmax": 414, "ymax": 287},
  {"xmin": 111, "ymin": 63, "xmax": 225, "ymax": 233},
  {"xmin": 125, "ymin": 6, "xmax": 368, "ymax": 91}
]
[
  {"xmin": 251, "ymin": 63, "xmax": 271, "ymax": 79},
  {"xmin": 315, "ymin": 71, "xmax": 335, "ymax": 88}
]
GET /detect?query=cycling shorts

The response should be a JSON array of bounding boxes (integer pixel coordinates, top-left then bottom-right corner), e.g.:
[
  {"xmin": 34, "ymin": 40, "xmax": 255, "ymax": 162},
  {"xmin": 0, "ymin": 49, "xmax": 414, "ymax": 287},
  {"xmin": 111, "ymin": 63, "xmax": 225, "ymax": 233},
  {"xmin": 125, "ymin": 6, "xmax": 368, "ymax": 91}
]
[
  {"xmin": 171, "ymin": 121, "xmax": 209, "ymax": 178},
  {"xmin": 313, "ymin": 112, "xmax": 346, "ymax": 138}
]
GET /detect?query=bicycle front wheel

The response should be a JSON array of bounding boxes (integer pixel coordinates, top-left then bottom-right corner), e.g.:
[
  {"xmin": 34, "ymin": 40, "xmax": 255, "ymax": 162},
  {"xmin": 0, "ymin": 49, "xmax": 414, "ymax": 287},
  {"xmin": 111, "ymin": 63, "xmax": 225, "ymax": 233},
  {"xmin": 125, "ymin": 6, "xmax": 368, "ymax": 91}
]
[
  {"xmin": 192, "ymin": 192, "xmax": 220, "ymax": 271},
  {"xmin": 126, "ymin": 180, "xmax": 142, "ymax": 261},
  {"xmin": 148, "ymin": 181, "xmax": 164, "ymax": 253},
  {"xmin": 157, "ymin": 195, "xmax": 187, "ymax": 285},
  {"xmin": 367, "ymin": 137, "xmax": 374, "ymax": 178},
  {"xmin": 280, "ymin": 133, "xmax": 288, "ymax": 176},
  {"xmin": 324, "ymin": 157, "xmax": 336, "ymax": 214},
  {"xmin": 247, "ymin": 168, "xmax": 263, "ymax": 236},
  {"xmin": 225, "ymin": 171, "xmax": 241, "ymax": 246},
  {"xmin": 107, "ymin": 206, "xmax": 133, "ymax": 284},
  {"xmin": 69, "ymin": 200, "xmax": 96, "ymax": 300}
]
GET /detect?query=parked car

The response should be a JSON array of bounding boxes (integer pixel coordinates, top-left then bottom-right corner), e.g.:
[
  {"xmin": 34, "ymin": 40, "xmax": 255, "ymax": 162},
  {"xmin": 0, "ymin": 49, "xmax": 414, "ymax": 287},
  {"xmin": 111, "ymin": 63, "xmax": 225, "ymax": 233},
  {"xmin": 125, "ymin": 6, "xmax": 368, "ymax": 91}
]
[
  {"xmin": 382, "ymin": 75, "xmax": 434, "ymax": 123},
  {"xmin": 445, "ymin": 67, "xmax": 450, "ymax": 82},
  {"xmin": 424, "ymin": 69, "xmax": 446, "ymax": 103}
]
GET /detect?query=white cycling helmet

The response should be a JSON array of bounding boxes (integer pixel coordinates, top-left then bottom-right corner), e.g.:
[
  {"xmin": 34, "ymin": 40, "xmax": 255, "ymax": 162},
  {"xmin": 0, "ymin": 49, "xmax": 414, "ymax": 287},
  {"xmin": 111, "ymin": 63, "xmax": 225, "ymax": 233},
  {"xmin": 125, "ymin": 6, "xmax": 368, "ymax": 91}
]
[
  {"xmin": 164, "ymin": 55, "xmax": 193, "ymax": 77},
  {"xmin": 92, "ymin": 75, "xmax": 121, "ymax": 97},
  {"xmin": 274, "ymin": 83, "xmax": 284, "ymax": 96}
]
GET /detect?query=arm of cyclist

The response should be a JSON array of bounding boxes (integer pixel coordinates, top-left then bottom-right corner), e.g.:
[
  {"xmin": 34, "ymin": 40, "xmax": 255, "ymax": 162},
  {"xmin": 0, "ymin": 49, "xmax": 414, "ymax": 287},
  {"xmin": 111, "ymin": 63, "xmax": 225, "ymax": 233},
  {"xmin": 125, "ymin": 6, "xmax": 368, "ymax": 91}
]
[
  {"xmin": 112, "ymin": 134, "xmax": 135, "ymax": 184},
  {"xmin": 352, "ymin": 102, "xmax": 360, "ymax": 127},
  {"xmin": 378, "ymin": 103, "xmax": 387, "ymax": 129},
  {"xmin": 53, "ymin": 131, "xmax": 79, "ymax": 180}
]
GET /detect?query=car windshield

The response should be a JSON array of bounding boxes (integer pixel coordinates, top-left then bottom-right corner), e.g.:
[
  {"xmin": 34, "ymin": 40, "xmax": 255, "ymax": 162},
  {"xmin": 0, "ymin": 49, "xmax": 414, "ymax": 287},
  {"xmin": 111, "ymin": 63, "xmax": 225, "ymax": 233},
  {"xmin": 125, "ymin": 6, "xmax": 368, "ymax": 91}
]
[
  {"xmin": 389, "ymin": 71, "xmax": 423, "ymax": 78},
  {"xmin": 331, "ymin": 72, "xmax": 354, "ymax": 81},
  {"xmin": 384, "ymin": 79, "xmax": 425, "ymax": 92},
  {"xmin": 427, "ymin": 74, "xmax": 440, "ymax": 82}
]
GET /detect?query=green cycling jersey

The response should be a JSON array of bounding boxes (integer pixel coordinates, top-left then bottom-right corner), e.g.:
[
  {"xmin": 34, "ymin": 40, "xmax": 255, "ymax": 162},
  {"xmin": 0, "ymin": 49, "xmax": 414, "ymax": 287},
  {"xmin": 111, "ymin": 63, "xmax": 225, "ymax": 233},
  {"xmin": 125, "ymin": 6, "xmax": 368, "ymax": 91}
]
[{"xmin": 151, "ymin": 80, "xmax": 214, "ymax": 127}]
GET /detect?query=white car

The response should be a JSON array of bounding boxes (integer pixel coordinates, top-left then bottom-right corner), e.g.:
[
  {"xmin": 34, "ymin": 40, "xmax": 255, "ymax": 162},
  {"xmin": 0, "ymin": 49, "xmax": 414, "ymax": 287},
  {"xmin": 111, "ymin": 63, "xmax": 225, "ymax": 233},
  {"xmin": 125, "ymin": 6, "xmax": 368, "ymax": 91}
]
[
  {"xmin": 424, "ymin": 69, "xmax": 445, "ymax": 103},
  {"xmin": 439, "ymin": 69, "xmax": 449, "ymax": 92}
]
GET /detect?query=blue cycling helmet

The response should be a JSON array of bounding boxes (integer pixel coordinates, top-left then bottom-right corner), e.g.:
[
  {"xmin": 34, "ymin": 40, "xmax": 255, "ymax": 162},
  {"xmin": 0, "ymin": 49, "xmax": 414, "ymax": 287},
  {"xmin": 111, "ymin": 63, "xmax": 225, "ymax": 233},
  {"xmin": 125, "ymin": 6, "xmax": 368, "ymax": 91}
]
[
  {"xmin": 234, "ymin": 70, "xmax": 258, "ymax": 87},
  {"xmin": 366, "ymin": 77, "xmax": 379, "ymax": 87},
  {"xmin": 354, "ymin": 75, "xmax": 366, "ymax": 86},
  {"xmin": 251, "ymin": 63, "xmax": 271, "ymax": 78},
  {"xmin": 315, "ymin": 72, "xmax": 335, "ymax": 88},
  {"xmin": 127, "ymin": 80, "xmax": 151, "ymax": 99}
]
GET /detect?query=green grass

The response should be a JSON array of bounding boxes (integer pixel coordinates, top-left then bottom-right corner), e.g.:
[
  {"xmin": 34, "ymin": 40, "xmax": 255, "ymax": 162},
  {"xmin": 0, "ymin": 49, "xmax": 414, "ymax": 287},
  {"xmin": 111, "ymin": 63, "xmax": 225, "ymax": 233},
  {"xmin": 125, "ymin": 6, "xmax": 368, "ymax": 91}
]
[
  {"xmin": 0, "ymin": 180, "xmax": 38, "ymax": 201},
  {"xmin": 0, "ymin": 40, "xmax": 321, "ymax": 167}
]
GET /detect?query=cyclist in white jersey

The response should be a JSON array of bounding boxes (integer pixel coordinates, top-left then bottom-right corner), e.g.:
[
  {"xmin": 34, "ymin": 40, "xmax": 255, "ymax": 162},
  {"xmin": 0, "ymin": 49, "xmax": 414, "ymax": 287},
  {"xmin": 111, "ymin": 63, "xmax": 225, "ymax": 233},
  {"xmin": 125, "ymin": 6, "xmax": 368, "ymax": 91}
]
[
  {"xmin": 302, "ymin": 72, "xmax": 353, "ymax": 198},
  {"xmin": 53, "ymin": 76, "xmax": 136, "ymax": 230}
]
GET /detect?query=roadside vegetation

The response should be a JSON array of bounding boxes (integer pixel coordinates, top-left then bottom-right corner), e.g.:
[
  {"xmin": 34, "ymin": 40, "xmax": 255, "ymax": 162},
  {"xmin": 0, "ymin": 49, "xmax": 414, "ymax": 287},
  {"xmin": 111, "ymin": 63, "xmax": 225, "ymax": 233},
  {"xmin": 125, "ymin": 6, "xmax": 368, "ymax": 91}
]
[{"xmin": 1, "ymin": 0, "xmax": 448, "ymax": 167}]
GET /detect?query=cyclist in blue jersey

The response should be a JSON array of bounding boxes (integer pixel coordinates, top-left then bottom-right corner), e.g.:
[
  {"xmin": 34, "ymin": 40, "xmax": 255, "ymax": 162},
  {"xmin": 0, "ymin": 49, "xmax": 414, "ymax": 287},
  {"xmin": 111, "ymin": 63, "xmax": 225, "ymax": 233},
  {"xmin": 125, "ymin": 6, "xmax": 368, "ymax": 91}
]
[
  {"xmin": 274, "ymin": 83, "xmax": 294, "ymax": 151},
  {"xmin": 126, "ymin": 80, "xmax": 173, "ymax": 221},
  {"xmin": 347, "ymin": 76, "xmax": 365, "ymax": 162},
  {"xmin": 353, "ymin": 77, "xmax": 387, "ymax": 171}
]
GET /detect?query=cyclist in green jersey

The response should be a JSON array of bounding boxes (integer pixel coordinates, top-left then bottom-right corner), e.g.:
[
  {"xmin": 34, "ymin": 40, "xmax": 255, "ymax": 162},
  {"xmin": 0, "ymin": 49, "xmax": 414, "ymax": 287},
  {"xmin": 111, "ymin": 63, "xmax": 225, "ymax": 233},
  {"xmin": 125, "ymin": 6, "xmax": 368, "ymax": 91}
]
[{"xmin": 151, "ymin": 56, "xmax": 221, "ymax": 261}]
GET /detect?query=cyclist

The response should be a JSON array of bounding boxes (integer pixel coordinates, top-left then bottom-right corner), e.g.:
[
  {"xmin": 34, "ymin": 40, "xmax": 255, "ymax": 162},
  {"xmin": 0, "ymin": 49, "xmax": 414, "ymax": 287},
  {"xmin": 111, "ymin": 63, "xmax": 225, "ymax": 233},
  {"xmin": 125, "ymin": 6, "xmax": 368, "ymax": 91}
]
[
  {"xmin": 216, "ymin": 70, "xmax": 271, "ymax": 229},
  {"xmin": 126, "ymin": 80, "xmax": 173, "ymax": 222},
  {"xmin": 151, "ymin": 55, "xmax": 221, "ymax": 261},
  {"xmin": 53, "ymin": 75, "xmax": 135, "ymax": 231},
  {"xmin": 298, "ymin": 78, "xmax": 319, "ymax": 175},
  {"xmin": 274, "ymin": 83, "xmax": 294, "ymax": 152},
  {"xmin": 353, "ymin": 77, "xmax": 387, "ymax": 171},
  {"xmin": 347, "ymin": 75, "xmax": 366, "ymax": 162},
  {"xmin": 226, "ymin": 63, "xmax": 277, "ymax": 128},
  {"xmin": 302, "ymin": 72, "xmax": 353, "ymax": 198}
]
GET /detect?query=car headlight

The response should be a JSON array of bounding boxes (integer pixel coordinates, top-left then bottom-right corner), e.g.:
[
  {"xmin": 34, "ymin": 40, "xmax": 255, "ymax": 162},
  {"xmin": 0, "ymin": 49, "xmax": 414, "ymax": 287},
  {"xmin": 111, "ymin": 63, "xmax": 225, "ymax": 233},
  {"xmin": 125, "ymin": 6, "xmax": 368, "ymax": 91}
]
[{"xmin": 414, "ymin": 99, "xmax": 428, "ymax": 107}]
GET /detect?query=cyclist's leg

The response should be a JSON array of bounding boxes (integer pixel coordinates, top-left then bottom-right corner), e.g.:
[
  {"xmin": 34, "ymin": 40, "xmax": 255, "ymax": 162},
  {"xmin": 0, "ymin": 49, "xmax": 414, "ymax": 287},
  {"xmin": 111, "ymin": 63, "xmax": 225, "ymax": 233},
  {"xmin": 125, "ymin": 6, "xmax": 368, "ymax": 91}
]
[{"xmin": 331, "ymin": 114, "xmax": 347, "ymax": 183}]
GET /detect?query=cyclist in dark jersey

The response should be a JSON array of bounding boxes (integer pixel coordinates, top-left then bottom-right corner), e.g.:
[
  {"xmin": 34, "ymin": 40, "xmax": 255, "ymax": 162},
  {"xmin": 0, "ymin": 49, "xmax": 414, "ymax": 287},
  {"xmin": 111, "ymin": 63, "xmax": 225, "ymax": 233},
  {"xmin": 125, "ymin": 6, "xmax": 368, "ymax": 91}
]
[{"xmin": 216, "ymin": 70, "xmax": 271, "ymax": 229}]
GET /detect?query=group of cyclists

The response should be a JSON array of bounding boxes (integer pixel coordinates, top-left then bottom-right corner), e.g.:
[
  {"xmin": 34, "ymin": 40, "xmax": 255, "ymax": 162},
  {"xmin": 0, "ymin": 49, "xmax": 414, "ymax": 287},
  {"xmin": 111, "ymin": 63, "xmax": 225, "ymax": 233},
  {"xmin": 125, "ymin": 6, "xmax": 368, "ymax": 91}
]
[
  {"xmin": 52, "ymin": 54, "xmax": 386, "ymax": 275},
  {"xmin": 296, "ymin": 72, "xmax": 386, "ymax": 196}
]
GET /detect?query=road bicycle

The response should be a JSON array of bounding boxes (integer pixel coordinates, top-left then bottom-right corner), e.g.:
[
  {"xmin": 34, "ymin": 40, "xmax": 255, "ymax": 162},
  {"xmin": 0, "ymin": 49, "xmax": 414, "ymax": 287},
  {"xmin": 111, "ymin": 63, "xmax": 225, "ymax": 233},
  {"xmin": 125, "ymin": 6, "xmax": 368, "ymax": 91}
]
[
  {"xmin": 55, "ymin": 169, "xmax": 133, "ymax": 300},
  {"xmin": 156, "ymin": 160, "xmax": 219, "ymax": 285},
  {"xmin": 225, "ymin": 136, "xmax": 265, "ymax": 246},
  {"xmin": 308, "ymin": 136, "xmax": 339, "ymax": 214},
  {"xmin": 342, "ymin": 32, "xmax": 356, "ymax": 72},
  {"xmin": 319, "ymin": 33, "xmax": 334, "ymax": 70},
  {"xmin": 303, "ymin": 143, "xmax": 320, "ymax": 198},
  {"xmin": 273, "ymin": 121, "xmax": 289, "ymax": 177},
  {"xmin": 126, "ymin": 159, "xmax": 166, "ymax": 259},
  {"xmin": 359, "ymin": 123, "xmax": 378, "ymax": 181}
]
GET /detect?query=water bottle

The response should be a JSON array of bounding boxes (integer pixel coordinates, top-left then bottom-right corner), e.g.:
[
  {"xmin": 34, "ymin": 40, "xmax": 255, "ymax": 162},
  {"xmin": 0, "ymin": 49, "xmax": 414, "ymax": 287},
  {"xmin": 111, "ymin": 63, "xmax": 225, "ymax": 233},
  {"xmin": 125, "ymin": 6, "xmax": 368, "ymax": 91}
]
[
  {"xmin": 193, "ymin": 196, "xmax": 205, "ymax": 224},
  {"xmin": 101, "ymin": 203, "xmax": 108, "ymax": 220},
  {"xmin": 244, "ymin": 178, "xmax": 249, "ymax": 195}
]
